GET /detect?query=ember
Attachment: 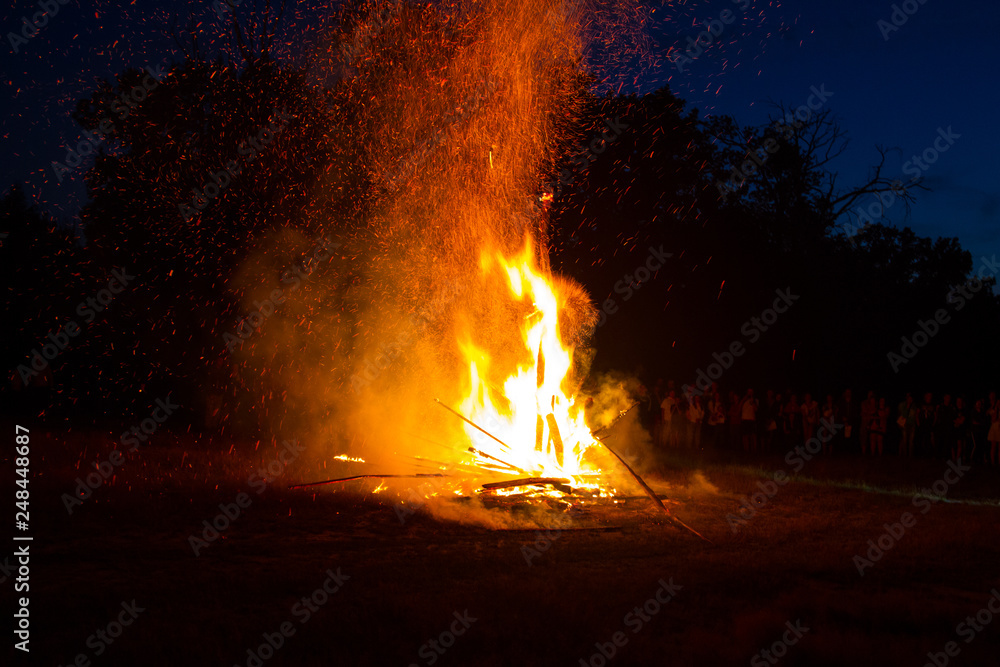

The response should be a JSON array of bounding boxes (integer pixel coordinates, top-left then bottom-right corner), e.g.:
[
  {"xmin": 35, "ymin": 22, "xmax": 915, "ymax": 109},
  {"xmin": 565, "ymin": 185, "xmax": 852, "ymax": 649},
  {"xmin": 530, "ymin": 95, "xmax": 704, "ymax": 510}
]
[{"xmin": 248, "ymin": 0, "xmax": 712, "ymax": 538}]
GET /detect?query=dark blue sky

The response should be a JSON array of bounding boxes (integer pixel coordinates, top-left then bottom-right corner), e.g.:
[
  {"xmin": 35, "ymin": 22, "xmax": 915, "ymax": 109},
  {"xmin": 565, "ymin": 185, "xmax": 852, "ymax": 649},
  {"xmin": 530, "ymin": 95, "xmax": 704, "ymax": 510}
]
[
  {"xmin": 641, "ymin": 0, "xmax": 999, "ymax": 267},
  {"xmin": 2, "ymin": 0, "xmax": 997, "ymax": 267},
  {"xmin": 1, "ymin": 0, "xmax": 312, "ymax": 223}
]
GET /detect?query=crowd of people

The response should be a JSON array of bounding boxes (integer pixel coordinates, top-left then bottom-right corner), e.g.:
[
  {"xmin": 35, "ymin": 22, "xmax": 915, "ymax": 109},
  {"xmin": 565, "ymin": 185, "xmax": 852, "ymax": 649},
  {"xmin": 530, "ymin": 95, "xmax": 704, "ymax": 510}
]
[{"xmin": 635, "ymin": 380, "xmax": 1000, "ymax": 466}]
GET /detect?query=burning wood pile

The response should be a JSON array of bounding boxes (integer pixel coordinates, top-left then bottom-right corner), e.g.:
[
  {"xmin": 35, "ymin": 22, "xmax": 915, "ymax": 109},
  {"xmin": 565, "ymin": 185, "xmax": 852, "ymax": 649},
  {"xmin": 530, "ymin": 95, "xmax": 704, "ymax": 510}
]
[
  {"xmin": 279, "ymin": 0, "xmax": 708, "ymax": 543},
  {"xmin": 289, "ymin": 238, "xmax": 708, "ymax": 541},
  {"xmin": 290, "ymin": 394, "xmax": 707, "ymax": 541}
]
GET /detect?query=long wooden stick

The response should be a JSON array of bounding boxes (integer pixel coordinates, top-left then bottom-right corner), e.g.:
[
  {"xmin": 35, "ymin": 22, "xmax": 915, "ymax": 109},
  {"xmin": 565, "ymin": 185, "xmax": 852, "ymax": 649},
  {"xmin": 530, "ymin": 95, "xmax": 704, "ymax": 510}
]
[
  {"xmin": 597, "ymin": 440, "xmax": 712, "ymax": 544},
  {"xmin": 593, "ymin": 401, "xmax": 640, "ymax": 439},
  {"xmin": 288, "ymin": 473, "xmax": 445, "ymax": 490},
  {"xmin": 435, "ymin": 399, "xmax": 514, "ymax": 452},
  {"xmin": 481, "ymin": 477, "xmax": 571, "ymax": 490},
  {"xmin": 435, "ymin": 399, "xmax": 538, "ymax": 473},
  {"xmin": 408, "ymin": 433, "xmax": 522, "ymax": 473},
  {"xmin": 468, "ymin": 447, "xmax": 527, "ymax": 475}
]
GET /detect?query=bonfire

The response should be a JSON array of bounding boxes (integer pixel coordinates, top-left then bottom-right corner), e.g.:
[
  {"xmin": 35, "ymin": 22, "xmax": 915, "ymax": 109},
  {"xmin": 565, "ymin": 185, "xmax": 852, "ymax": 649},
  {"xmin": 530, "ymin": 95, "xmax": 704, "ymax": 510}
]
[{"xmin": 279, "ymin": 0, "xmax": 706, "ymax": 541}]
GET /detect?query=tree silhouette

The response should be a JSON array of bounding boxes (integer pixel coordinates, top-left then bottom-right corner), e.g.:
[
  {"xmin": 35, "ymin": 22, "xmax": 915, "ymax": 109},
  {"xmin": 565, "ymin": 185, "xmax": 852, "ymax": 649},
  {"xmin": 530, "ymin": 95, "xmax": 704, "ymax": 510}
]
[
  {"xmin": 3, "ymin": 5, "xmax": 997, "ymax": 427},
  {"xmin": 549, "ymin": 89, "xmax": 999, "ymax": 394}
]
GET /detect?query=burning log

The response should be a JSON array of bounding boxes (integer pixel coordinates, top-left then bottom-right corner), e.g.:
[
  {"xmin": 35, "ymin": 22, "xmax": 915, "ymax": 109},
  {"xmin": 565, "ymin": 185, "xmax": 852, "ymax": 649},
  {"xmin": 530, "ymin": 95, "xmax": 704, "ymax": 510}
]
[
  {"xmin": 545, "ymin": 413, "xmax": 564, "ymax": 468},
  {"xmin": 481, "ymin": 478, "xmax": 572, "ymax": 493},
  {"xmin": 536, "ymin": 346, "xmax": 546, "ymax": 453},
  {"xmin": 288, "ymin": 474, "xmax": 446, "ymax": 490}
]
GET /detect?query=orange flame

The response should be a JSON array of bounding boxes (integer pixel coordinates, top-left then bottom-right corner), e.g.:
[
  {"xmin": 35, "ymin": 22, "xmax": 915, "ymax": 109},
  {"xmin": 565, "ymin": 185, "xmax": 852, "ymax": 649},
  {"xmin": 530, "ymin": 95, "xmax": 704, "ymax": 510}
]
[{"xmin": 459, "ymin": 236, "xmax": 603, "ymax": 489}]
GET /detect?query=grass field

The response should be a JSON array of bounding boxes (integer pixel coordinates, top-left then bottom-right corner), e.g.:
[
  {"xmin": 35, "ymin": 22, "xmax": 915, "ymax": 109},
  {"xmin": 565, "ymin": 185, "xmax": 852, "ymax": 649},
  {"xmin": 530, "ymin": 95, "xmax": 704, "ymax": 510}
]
[{"xmin": 7, "ymin": 430, "xmax": 1000, "ymax": 666}]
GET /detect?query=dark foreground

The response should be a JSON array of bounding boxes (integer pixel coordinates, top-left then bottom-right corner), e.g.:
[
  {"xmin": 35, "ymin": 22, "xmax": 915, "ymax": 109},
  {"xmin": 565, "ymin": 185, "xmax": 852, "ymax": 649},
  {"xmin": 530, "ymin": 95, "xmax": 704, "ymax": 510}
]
[{"xmin": 7, "ymin": 431, "xmax": 1000, "ymax": 667}]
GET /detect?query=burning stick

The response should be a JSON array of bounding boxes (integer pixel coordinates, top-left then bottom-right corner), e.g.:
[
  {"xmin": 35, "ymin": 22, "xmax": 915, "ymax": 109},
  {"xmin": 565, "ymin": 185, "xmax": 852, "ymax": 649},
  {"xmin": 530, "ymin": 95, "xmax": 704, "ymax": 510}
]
[
  {"xmin": 288, "ymin": 474, "xmax": 446, "ymax": 490},
  {"xmin": 467, "ymin": 447, "xmax": 527, "ymax": 475},
  {"xmin": 596, "ymin": 441, "xmax": 713, "ymax": 544},
  {"xmin": 434, "ymin": 399, "xmax": 534, "ymax": 474},
  {"xmin": 545, "ymin": 413, "xmax": 564, "ymax": 468},
  {"xmin": 481, "ymin": 477, "xmax": 572, "ymax": 492},
  {"xmin": 592, "ymin": 400, "xmax": 640, "ymax": 438},
  {"xmin": 434, "ymin": 398, "xmax": 516, "ymax": 452},
  {"xmin": 407, "ymin": 434, "xmax": 520, "ymax": 474},
  {"xmin": 535, "ymin": 347, "xmax": 546, "ymax": 453}
]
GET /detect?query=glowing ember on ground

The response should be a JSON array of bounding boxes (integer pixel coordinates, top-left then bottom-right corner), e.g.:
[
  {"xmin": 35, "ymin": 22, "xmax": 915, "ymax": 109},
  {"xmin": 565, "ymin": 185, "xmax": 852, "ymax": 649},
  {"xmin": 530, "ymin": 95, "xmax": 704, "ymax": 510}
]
[{"xmin": 332, "ymin": 454, "xmax": 366, "ymax": 463}]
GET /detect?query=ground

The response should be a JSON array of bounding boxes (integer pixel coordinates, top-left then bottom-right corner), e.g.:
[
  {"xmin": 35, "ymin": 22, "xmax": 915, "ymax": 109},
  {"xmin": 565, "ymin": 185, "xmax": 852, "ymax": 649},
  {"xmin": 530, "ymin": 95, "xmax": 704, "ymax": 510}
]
[{"xmin": 7, "ymin": 430, "xmax": 1000, "ymax": 666}]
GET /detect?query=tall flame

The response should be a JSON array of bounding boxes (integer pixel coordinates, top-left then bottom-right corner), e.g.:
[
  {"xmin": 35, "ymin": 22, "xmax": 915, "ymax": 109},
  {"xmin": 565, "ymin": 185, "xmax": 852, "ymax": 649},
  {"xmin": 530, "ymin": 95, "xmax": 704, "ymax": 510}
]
[
  {"xmin": 459, "ymin": 236, "xmax": 602, "ymax": 484},
  {"xmin": 267, "ymin": 0, "xmax": 647, "ymax": 516}
]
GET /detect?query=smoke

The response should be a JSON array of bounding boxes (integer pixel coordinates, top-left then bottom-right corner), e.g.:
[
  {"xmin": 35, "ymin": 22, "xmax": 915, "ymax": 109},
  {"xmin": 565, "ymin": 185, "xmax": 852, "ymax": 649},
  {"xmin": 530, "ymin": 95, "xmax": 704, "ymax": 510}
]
[
  {"xmin": 421, "ymin": 494, "xmax": 574, "ymax": 529},
  {"xmin": 581, "ymin": 370, "xmax": 652, "ymax": 467},
  {"xmin": 304, "ymin": 0, "xmax": 590, "ymax": 465},
  {"xmin": 687, "ymin": 470, "xmax": 719, "ymax": 495},
  {"xmin": 223, "ymin": 0, "xmax": 652, "ymax": 522}
]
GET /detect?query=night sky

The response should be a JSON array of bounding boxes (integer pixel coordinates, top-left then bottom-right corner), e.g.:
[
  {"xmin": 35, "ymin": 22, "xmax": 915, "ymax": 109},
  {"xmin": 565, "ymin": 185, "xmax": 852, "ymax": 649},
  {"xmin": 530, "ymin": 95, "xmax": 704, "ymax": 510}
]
[
  {"xmin": 642, "ymin": 0, "xmax": 1000, "ymax": 268},
  {"xmin": 2, "ymin": 0, "xmax": 997, "ymax": 266}
]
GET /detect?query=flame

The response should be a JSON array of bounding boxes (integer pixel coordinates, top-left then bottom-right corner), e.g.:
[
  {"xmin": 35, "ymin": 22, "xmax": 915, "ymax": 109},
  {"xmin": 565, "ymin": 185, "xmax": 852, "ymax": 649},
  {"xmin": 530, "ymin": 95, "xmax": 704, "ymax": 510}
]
[{"xmin": 459, "ymin": 235, "xmax": 603, "ymax": 489}]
